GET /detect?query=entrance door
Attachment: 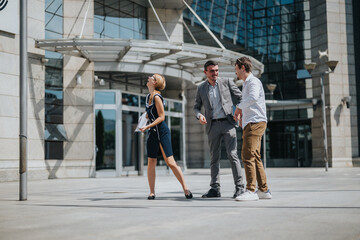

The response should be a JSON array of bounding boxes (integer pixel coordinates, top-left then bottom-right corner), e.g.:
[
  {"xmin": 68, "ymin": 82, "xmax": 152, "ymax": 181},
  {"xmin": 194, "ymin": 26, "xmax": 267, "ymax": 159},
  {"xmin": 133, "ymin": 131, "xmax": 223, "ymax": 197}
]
[
  {"xmin": 95, "ymin": 109, "xmax": 116, "ymax": 170},
  {"xmin": 268, "ymin": 120, "xmax": 312, "ymax": 167},
  {"xmin": 121, "ymin": 93, "xmax": 147, "ymax": 173},
  {"xmin": 94, "ymin": 91, "xmax": 122, "ymax": 176},
  {"xmin": 297, "ymin": 124, "xmax": 312, "ymax": 167}
]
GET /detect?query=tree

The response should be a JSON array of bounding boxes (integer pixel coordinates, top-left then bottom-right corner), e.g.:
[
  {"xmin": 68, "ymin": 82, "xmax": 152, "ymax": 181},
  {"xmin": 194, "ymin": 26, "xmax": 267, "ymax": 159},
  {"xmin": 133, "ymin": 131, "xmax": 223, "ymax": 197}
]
[{"xmin": 96, "ymin": 111, "xmax": 105, "ymax": 169}]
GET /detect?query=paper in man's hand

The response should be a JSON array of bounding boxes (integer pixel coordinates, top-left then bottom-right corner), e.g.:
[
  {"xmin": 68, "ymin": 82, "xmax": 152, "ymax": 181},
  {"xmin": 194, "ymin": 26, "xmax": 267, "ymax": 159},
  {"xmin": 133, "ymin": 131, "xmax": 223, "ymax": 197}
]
[{"xmin": 135, "ymin": 112, "xmax": 148, "ymax": 132}]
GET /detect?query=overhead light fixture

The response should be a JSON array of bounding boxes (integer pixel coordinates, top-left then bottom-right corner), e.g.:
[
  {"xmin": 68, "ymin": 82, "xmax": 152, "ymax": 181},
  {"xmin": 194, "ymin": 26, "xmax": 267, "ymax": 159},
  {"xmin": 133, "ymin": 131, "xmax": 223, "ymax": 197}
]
[
  {"xmin": 94, "ymin": 75, "xmax": 105, "ymax": 86},
  {"xmin": 266, "ymin": 83, "xmax": 277, "ymax": 94},
  {"xmin": 266, "ymin": 83, "xmax": 277, "ymax": 100},
  {"xmin": 40, "ymin": 57, "xmax": 48, "ymax": 64},
  {"xmin": 341, "ymin": 96, "xmax": 351, "ymax": 109},
  {"xmin": 326, "ymin": 60, "xmax": 338, "ymax": 72},
  {"xmin": 304, "ymin": 63, "xmax": 317, "ymax": 74},
  {"xmin": 312, "ymin": 98, "xmax": 321, "ymax": 111}
]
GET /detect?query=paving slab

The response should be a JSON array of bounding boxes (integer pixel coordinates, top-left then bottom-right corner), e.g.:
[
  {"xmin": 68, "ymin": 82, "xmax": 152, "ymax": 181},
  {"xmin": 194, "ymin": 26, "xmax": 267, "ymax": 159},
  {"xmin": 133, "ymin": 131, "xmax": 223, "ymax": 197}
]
[{"xmin": 1, "ymin": 168, "xmax": 360, "ymax": 240}]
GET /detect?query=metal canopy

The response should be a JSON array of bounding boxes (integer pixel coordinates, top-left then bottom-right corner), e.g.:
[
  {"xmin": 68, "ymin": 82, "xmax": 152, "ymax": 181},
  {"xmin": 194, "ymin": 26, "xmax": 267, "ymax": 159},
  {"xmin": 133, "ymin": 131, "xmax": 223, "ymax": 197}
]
[
  {"xmin": 266, "ymin": 99, "xmax": 313, "ymax": 111},
  {"xmin": 35, "ymin": 38, "xmax": 264, "ymax": 84}
]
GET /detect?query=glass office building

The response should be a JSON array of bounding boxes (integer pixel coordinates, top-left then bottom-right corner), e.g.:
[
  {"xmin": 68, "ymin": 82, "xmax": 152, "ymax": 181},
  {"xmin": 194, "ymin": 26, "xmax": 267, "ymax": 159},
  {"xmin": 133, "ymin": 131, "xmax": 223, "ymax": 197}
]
[
  {"xmin": 0, "ymin": 0, "xmax": 358, "ymax": 181},
  {"xmin": 184, "ymin": 0, "xmax": 315, "ymax": 167},
  {"xmin": 8, "ymin": 0, "xmax": 262, "ymax": 180}
]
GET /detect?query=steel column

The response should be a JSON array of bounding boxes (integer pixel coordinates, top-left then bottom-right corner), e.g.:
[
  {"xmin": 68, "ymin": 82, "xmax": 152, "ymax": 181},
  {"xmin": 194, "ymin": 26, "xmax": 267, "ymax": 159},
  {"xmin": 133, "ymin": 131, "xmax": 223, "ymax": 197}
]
[{"xmin": 19, "ymin": 0, "xmax": 28, "ymax": 201}]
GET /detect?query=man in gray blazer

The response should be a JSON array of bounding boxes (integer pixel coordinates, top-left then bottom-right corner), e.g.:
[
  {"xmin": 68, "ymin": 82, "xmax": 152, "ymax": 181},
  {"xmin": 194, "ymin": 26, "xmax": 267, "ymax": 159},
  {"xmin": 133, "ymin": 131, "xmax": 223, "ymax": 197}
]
[{"xmin": 194, "ymin": 60, "xmax": 245, "ymax": 198}]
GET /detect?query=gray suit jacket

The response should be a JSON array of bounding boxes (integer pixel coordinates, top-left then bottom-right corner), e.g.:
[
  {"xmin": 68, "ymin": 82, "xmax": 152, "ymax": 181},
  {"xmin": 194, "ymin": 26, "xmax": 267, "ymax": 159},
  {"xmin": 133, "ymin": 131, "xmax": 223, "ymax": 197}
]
[{"xmin": 194, "ymin": 78, "xmax": 242, "ymax": 134}]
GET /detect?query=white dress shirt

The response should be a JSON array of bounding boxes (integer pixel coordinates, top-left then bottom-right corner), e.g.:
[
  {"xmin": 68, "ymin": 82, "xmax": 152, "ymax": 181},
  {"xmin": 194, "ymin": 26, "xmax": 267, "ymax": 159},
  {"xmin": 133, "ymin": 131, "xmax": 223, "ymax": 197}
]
[{"xmin": 237, "ymin": 73, "xmax": 267, "ymax": 128}]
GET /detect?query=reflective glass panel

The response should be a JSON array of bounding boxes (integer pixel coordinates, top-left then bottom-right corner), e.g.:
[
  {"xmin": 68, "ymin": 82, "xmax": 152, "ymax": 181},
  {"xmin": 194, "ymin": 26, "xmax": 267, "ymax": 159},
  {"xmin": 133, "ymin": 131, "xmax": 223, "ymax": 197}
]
[
  {"xmin": 122, "ymin": 93, "xmax": 139, "ymax": 106},
  {"xmin": 171, "ymin": 102, "xmax": 182, "ymax": 113},
  {"xmin": 45, "ymin": 0, "xmax": 63, "ymax": 40},
  {"xmin": 45, "ymin": 0, "xmax": 64, "ymax": 159},
  {"xmin": 95, "ymin": 92, "xmax": 116, "ymax": 104},
  {"xmin": 94, "ymin": 0, "xmax": 146, "ymax": 39},
  {"xmin": 122, "ymin": 111, "xmax": 140, "ymax": 167},
  {"xmin": 170, "ymin": 117, "xmax": 182, "ymax": 161},
  {"xmin": 45, "ymin": 141, "xmax": 63, "ymax": 160},
  {"xmin": 45, "ymin": 124, "xmax": 68, "ymax": 141},
  {"xmin": 96, "ymin": 110, "xmax": 116, "ymax": 170},
  {"xmin": 140, "ymin": 96, "xmax": 146, "ymax": 108}
]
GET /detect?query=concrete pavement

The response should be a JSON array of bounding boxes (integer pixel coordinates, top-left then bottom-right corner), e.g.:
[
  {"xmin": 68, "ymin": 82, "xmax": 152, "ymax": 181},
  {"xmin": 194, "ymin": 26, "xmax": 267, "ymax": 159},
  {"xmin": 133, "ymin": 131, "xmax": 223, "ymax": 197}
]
[{"xmin": 1, "ymin": 168, "xmax": 360, "ymax": 240}]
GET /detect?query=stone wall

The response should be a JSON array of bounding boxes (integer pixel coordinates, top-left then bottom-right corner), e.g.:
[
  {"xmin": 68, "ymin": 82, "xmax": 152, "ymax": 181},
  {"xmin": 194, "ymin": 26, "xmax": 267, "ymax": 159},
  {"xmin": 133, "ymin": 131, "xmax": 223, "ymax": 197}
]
[
  {"xmin": 0, "ymin": 0, "xmax": 47, "ymax": 181},
  {"xmin": 310, "ymin": 0, "xmax": 356, "ymax": 167}
]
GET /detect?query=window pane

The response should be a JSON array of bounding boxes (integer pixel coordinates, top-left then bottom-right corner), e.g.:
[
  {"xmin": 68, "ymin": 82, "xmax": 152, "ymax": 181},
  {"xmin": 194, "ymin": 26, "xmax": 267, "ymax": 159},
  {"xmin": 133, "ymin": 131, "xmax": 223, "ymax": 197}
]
[
  {"xmin": 45, "ymin": 124, "xmax": 68, "ymax": 141},
  {"xmin": 163, "ymin": 100, "xmax": 168, "ymax": 111},
  {"xmin": 122, "ymin": 111, "xmax": 140, "ymax": 167},
  {"xmin": 140, "ymin": 96, "xmax": 146, "ymax": 108},
  {"xmin": 94, "ymin": 0, "xmax": 147, "ymax": 40},
  {"xmin": 45, "ymin": 141, "xmax": 63, "ymax": 160},
  {"xmin": 122, "ymin": 93, "xmax": 138, "ymax": 106},
  {"xmin": 45, "ymin": 67, "xmax": 63, "ymax": 88},
  {"xmin": 45, "ymin": 89, "xmax": 63, "ymax": 124},
  {"xmin": 171, "ymin": 102, "xmax": 182, "ymax": 112},
  {"xmin": 95, "ymin": 92, "xmax": 116, "ymax": 104},
  {"xmin": 170, "ymin": 117, "xmax": 182, "ymax": 161},
  {"xmin": 46, "ymin": 0, "xmax": 62, "ymax": 15},
  {"xmin": 96, "ymin": 110, "xmax": 116, "ymax": 170},
  {"xmin": 45, "ymin": 104, "xmax": 63, "ymax": 124},
  {"xmin": 45, "ymin": 0, "xmax": 64, "ymax": 161}
]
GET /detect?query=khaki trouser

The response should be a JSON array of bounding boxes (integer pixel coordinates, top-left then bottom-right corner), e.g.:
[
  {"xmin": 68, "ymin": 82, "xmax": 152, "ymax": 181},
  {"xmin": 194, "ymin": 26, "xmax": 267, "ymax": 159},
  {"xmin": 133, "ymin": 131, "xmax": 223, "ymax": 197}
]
[{"xmin": 242, "ymin": 121, "xmax": 268, "ymax": 192}]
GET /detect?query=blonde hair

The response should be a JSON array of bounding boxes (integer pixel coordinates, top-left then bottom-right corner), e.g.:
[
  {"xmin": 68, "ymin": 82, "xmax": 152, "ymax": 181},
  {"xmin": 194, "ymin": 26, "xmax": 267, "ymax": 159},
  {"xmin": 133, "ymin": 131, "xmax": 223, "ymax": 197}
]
[{"xmin": 149, "ymin": 74, "xmax": 166, "ymax": 105}]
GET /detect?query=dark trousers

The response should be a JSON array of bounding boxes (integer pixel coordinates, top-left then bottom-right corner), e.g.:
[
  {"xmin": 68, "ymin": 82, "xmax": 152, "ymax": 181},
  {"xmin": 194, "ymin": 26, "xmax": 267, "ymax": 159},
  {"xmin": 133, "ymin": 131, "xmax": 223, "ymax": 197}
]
[{"xmin": 208, "ymin": 120, "xmax": 244, "ymax": 190}]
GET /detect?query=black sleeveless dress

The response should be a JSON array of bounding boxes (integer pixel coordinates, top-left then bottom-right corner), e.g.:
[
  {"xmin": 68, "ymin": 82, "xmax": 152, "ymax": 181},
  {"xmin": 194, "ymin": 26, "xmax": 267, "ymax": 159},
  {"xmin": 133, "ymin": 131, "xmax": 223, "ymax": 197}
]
[{"xmin": 145, "ymin": 93, "xmax": 173, "ymax": 158}]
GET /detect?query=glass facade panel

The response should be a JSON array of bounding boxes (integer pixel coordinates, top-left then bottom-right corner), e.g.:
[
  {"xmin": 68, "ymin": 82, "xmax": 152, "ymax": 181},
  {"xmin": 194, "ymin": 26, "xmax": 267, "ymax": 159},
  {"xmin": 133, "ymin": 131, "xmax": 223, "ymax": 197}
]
[
  {"xmin": 122, "ymin": 111, "xmax": 141, "ymax": 168},
  {"xmin": 96, "ymin": 110, "xmax": 116, "ymax": 170},
  {"xmin": 94, "ymin": 0, "xmax": 146, "ymax": 39},
  {"xmin": 45, "ymin": 124, "xmax": 68, "ymax": 141},
  {"xmin": 267, "ymin": 120, "xmax": 311, "ymax": 167},
  {"xmin": 122, "ymin": 93, "xmax": 139, "ymax": 106},
  {"xmin": 45, "ymin": 141, "xmax": 63, "ymax": 160},
  {"xmin": 140, "ymin": 96, "xmax": 146, "ymax": 108},
  {"xmin": 45, "ymin": 0, "xmax": 63, "ymax": 40},
  {"xmin": 163, "ymin": 99, "xmax": 168, "ymax": 111},
  {"xmin": 171, "ymin": 102, "xmax": 182, "ymax": 113},
  {"xmin": 170, "ymin": 117, "xmax": 182, "ymax": 161},
  {"xmin": 45, "ymin": 0, "xmax": 64, "ymax": 160},
  {"xmin": 184, "ymin": 0, "xmax": 312, "ymax": 167},
  {"xmin": 95, "ymin": 92, "xmax": 116, "ymax": 104}
]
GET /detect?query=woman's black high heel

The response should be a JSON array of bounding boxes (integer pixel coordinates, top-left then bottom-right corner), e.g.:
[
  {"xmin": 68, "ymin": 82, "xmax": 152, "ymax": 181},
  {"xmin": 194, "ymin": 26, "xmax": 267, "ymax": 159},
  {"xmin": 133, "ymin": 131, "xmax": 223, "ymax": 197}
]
[
  {"xmin": 185, "ymin": 190, "xmax": 193, "ymax": 199},
  {"xmin": 147, "ymin": 194, "xmax": 155, "ymax": 200}
]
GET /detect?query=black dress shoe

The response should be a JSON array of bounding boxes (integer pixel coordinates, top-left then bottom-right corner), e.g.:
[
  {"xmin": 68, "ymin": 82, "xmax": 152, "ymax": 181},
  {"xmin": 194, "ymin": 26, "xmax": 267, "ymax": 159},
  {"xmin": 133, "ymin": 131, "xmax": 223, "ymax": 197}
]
[
  {"xmin": 185, "ymin": 190, "xmax": 193, "ymax": 199},
  {"xmin": 232, "ymin": 188, "xmax": 245, "ymax": 199},
  {"xmin": 202, "ymin": 188, "xmax": 221, "ymax": 198},
  {"xmin": 147, "ymin": 194, "xmax": 155, "ymax": 200}
]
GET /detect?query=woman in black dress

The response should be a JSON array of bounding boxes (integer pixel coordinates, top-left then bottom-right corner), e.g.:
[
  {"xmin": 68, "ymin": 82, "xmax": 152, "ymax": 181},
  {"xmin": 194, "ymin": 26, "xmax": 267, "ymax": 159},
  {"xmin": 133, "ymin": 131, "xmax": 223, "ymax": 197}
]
[{"xmin": 140, "ymin": 74, "xmax": 192, "ymax": 200}]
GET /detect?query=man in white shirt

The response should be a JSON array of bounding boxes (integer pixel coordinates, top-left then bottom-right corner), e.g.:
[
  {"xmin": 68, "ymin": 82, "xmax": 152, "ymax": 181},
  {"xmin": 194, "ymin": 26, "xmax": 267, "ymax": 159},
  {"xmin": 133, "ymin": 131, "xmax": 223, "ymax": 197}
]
[{"xmin": 233, "ymin": 57, "xmax": 272, "ymax": 201}]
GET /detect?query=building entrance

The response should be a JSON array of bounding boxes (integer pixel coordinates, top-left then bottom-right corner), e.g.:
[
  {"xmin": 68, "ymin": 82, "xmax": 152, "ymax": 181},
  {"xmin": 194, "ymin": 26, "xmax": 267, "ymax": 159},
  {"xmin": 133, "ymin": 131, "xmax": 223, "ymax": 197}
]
[
  {"xmin": 95, "ymin": 90, "xmax": 186, "ymax": 176},
  {"xmin": 94, "ymin": 91, "xmax": 122, "ymax": 176},
  {"xmin": 267, "ymin": 120, "xmax": 312, "ymax": 167}
]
